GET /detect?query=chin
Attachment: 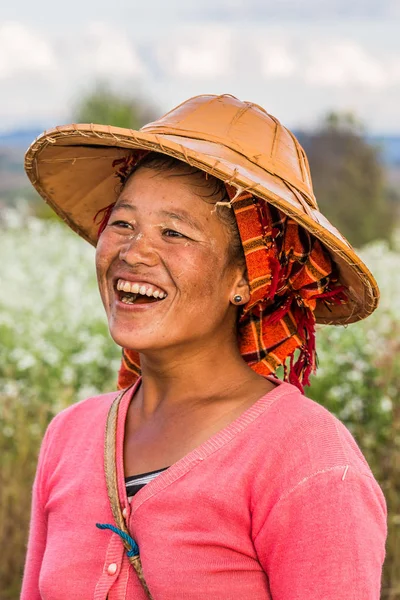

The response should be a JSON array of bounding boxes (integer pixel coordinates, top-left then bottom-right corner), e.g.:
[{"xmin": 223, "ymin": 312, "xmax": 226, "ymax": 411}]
[{"xmin": 108, "ymin": 321, "xmax": 166, "ymax": 354}]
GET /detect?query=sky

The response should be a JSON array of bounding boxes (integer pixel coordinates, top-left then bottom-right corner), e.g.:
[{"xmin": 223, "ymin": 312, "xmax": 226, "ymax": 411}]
[{"xmin": 0, "ymin": 0, "xmax": 399, "ymax": 134}]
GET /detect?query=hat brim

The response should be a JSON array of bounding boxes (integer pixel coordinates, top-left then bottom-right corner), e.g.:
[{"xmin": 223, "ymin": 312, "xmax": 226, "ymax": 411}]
[{"xmin": 25, "ymin": 123, "xmax": 379, "ymax": 325}]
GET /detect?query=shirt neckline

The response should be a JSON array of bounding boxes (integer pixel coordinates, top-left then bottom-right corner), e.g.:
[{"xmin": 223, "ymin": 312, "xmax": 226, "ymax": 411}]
[
  {"xmin": 125, "ymin": 466, "xmax": 170, "ymax": 482},
  {"xmin": 115, "ymin": 376, "xmax": 300, "ymax": 516}
]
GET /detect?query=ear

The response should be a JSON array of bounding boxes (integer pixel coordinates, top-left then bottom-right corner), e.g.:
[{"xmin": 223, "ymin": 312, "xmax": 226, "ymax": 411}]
[{"xmin": 230, "ymin": 267, "xmax": 250, "ymax": 306}]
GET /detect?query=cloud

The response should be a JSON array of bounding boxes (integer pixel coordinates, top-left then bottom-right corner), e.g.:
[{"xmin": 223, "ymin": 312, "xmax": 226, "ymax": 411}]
[
  {"xmin": 157, "ymin": 26, "xmax": 232, "ymax": 79},
  {"xmin": 80, "ymin": 22, "xmax": 146, "ymax": 78},
  {"xmin": 305, "ymin": 40, "xmax": 388, "ymax": 88},
  {"xmin": 260, "ymin": 43, "xmax": 296, "ymax": 78},
  {"xmin": 1, "ymin": 20, "xmax": 400, "ymax": 132},
  {"xmin": 123, "ymin": 0, "xmax": 400, "ymax": 20},
  {"xmin": 0, "ymin": 21, "xmax": 57, "ymax": 78}
]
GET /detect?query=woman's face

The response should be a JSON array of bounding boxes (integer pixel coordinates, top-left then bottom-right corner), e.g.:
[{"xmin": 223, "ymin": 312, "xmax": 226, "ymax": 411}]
[{"xmin": 95, "ymin": 167, "xmax": 248, "ymax": 355}]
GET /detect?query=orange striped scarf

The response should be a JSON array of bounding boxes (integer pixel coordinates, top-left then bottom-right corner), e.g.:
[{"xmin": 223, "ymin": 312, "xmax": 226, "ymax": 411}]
[
  {"xmin": 226, "ymin": 188, "xmax": 347, "ymax": 391},
  {"xmin": 97, "ymin": 157, "xmax": 347, "ymax": 392}
]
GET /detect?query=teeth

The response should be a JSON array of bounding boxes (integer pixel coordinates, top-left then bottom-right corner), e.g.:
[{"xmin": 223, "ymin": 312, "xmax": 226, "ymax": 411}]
[
  {"xmin": 121, "ymin": 295, "xmax": 137, "ymax": 304},
  {"xmin": 117, "ymin": 279, "xmax": 167, "ymax": 300}
]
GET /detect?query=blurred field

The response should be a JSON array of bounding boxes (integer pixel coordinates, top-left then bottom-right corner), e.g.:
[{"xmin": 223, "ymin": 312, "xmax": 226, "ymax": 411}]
[
  {"xmin": 0, "ymin": 214, "xmax": 120, "ymax": 599},
  {"xmin": 0, "ymin": 213, "xmax": 399, "ymax": 598}
]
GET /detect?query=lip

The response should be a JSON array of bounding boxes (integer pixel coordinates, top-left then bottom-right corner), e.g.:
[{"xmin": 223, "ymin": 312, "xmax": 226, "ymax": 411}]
[{"xmin": 114, "ymin": 297, "xmax": 166, "ymax": 311}]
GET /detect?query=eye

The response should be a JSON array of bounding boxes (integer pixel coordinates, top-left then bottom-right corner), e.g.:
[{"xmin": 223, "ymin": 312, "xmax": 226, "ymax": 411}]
[
  {"xmin": 109, "ymin": 220, "xmax": 133, "ymax": 230},
  {"xmin": 163, "ymin": 229, "xmax": 186, "ymax": 238}
]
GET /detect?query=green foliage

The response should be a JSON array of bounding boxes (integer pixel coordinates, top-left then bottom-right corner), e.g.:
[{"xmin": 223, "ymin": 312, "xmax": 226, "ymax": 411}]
[
  {"xmin": 73, "ymin": 83, "xmax": 158, "ymax": 129},
  {"xmin": 1, "ymin": 215, "xmax": 399, "ymax": 597},
  {"xmin": 300, "ymin": 112, "xmax": 394, "ymax": 247}
]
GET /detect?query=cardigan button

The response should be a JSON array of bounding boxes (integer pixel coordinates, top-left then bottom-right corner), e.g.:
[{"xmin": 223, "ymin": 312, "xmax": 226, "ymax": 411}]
[
  {"xmin": 107, "ymin": 563, "xmax": 118, "ymax": 576},
  {"xmin": 122, "ymin": 507, "xmax": 128, "ymax": 519}
]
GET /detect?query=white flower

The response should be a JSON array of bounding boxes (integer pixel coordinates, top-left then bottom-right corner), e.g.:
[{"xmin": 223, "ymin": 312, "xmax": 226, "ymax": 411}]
[
  {"xmin": 380, "ymin": 396, "xmax": 393, "ymax": 413},
  {"xmin": 1, "ymin": 213, "xmax": 120, "ymax": 413}
]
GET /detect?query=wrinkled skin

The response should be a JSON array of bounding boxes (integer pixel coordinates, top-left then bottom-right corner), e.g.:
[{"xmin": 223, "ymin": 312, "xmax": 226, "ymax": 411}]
[{"xmin": 96, "ymin": 167, "xmax": 250, "ymax": 358}]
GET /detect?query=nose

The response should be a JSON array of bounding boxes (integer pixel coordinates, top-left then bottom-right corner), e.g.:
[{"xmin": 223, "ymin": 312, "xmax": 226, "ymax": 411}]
[{"xmin": 119, "ymin": 231, "xmax": 159, "ymax": 267}]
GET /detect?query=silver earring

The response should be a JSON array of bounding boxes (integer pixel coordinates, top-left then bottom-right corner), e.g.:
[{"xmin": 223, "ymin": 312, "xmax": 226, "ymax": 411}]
[{"xmin": 233, "ymin": 295, "xmax": 242, "ymax": 304}]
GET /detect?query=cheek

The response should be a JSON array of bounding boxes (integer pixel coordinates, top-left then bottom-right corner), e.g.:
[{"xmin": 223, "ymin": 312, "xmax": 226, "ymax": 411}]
[
  {"xmin": 95, "ymin": 233, "xmax": 115, "ymax": 271},
  {"xmin": 95, "ymin": 235, "xmax": 116, "ymax": 295},
  {"xmin": 172, "ymin": 245, "xmax": 228, "ymax": 299}
]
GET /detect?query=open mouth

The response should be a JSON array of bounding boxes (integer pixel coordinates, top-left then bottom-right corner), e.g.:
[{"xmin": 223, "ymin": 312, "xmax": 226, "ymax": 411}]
[
  {"xmin": 119, "ymin": 292, "xmax": 160, "ymax": 305},
  {"xmin": 115, "ymin": 278, "xmax": 168, "ymax": 306}
]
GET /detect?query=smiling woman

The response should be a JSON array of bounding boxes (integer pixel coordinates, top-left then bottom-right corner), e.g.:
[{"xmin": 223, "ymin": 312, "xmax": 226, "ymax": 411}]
[
  {"xmin": 21, "ymin": 94, "xmax": 386, "ymax": 600},
  {"xmin": 96, "ymin": 155, "xmax": 248, "ymax": 361}
]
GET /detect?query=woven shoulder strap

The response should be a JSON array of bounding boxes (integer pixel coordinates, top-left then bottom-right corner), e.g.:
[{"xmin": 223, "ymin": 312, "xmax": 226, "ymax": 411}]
[{"xmin": 103, "ymin": 388, "xmax": 153, "ymax": 599}]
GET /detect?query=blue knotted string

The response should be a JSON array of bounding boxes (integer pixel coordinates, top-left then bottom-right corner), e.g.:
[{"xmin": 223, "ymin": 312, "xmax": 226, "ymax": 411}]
[{"xmin": 96, "ymin": 523, "xmax": 139, "ymax": 557}]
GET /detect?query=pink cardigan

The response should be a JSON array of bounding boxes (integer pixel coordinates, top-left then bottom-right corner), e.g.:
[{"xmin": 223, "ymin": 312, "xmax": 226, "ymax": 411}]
[{"xmin": 21, "ymin": 379, "xmax": 387, "ymax": 599}]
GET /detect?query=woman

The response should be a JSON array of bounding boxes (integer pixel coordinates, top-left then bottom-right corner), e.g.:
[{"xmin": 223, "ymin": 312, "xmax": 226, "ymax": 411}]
[{"xmin": 21, "ymin": 95, "xmax": 387, "ymax": 599}]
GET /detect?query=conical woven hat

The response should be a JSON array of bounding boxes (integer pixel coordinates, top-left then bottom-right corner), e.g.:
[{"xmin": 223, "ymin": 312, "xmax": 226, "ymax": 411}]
[{"xmin": 25, "ymin": 94, "xmax": 379, "ymax": 325}]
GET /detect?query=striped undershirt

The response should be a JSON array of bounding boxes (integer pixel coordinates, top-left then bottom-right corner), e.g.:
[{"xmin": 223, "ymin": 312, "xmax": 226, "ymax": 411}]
[{"xmin": 125, "ymin": 467, "xmax": 169, "ymax": 499}]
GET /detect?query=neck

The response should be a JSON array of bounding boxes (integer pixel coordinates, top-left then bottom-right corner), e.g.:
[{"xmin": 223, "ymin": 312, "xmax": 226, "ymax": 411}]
[{"xmin": 135, "ymin": 337, "xmax": 260, "ymax": 417}]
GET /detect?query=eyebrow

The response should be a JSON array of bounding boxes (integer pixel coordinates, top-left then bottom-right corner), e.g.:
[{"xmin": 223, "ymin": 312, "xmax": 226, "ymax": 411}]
[
  {"xmin": 112, "ymin": 203, "xmax": 204, "ymax": 232},
  {"xmin": 159, "ymin": 209, "xmax": 204, "ymax": 232}
]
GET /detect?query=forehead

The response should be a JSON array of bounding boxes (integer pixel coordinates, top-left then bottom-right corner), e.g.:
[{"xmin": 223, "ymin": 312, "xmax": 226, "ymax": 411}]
[{"xmin": 115, "ymin": 167, "xmax": 224, "ymax": 225}]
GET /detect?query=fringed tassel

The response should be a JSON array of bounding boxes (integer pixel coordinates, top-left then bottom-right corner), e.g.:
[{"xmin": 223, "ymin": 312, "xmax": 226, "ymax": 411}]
[
  {"xmin": 286, "ymin": 284, "xmax": 345, "ymax": 390},
  {"xmin": 315, "ymin": 286, "xmax": 348, "ymax": 306},
  {"xmin": 112, "ymin": 151, "xmax": 148, "ymax": 185},
  {"xmin": 94, "ymin": 202, "xmax": 116, "ymax": 237},
  {"xmin": 267, "ymin": 256, "xmax": 282, "ymax": 300},
  {"xmin": 288, "ymin": 353, "xmax": 304, "ymax": 393},
  {"xmin": 284, "ymin": 305, "xmax": 317, "ymax": 392},
  {"xmin": 264, "ymin": 295, "xmax": 293, "ymax": 325}
]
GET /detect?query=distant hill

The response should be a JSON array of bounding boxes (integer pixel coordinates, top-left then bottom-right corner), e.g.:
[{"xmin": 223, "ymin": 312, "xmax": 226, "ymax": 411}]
[
  {"xmin": 0, "ymin": 129, "xmax": 43, "ymax": 149},
  {"xmin": 0, "ymin": 129, "xmax": 41, "ymax": 196},
  {"xmin": 295, "ymin": 132, "xmax": 400, "ymax": 168},
  {"xmin": 369, "ymin": 135, "xmax": 400, "ymax": 167},
  {"xmin": 2, "ymin": 127, "xmax": 399, "ymax": 166}
]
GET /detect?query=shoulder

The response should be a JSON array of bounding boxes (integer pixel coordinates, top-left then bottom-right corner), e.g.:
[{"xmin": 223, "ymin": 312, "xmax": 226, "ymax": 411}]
[
  {"xmin": 249, "ymin": 382, "xmax": 386, "ymax": 530},
  {"xmin": 32, "ymin": 389, "xmax": 123, "ymax": 499},
  {"xmin": 41, "ymin": 389, "xmax": 121, "ymax": 454},
  {"xmin": 262, "ymin": 381, "xmax": 371, "ymax": 472},
  {"xmin": 247, "ymin": 381, "xmax": 376, "ymax": 501},
  {"xmin": 51, "ymin": 389, "xmax": 119, "ymax": 426}
]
